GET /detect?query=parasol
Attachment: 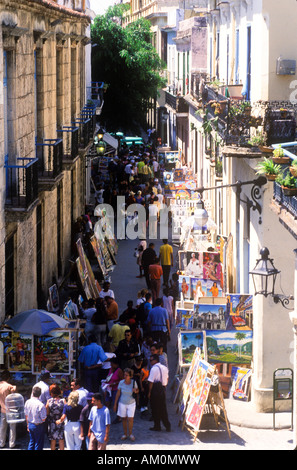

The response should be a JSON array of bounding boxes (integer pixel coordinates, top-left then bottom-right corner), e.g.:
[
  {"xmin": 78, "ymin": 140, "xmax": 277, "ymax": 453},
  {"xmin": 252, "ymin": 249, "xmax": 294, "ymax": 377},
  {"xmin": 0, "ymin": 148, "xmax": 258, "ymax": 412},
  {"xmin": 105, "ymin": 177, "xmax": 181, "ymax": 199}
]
[{"xmin": 5, "ymin": 309, "xmax": 69, "ymax": 336}]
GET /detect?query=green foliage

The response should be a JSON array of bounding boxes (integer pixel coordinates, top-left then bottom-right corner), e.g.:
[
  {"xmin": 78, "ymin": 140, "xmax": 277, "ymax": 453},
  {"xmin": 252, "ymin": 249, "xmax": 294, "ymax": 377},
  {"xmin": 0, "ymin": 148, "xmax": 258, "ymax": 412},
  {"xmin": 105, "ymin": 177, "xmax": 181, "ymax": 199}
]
[
  {"xmin": 276, "ymin": 171, "xmax": 297, "ymax": 188},
  {"xmin": 256, "ymin": 158, "xmax": 281, "ymax": 176},
  {"xmin": 91, "ymin": 6, "xmax": 166, "ymax": 132}
]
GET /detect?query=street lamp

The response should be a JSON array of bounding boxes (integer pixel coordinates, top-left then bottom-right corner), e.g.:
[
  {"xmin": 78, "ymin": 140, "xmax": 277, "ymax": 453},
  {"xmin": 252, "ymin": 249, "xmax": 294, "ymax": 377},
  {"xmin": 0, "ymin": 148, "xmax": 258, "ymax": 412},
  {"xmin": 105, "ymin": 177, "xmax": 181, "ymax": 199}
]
[
  {"xmin": 96, "ymin": 139, "xmax": 106, "ymax": 156},
  {"xmin": 97, "ymin": 127, "xmax": 104, "ymax": 140},
  {"xmin": 249, "ymin": 247, "xmax": 294, "ymax": 309},
  {"xmin": 194, "ymin": 200, "xmax": 209, "ymax": 229}
]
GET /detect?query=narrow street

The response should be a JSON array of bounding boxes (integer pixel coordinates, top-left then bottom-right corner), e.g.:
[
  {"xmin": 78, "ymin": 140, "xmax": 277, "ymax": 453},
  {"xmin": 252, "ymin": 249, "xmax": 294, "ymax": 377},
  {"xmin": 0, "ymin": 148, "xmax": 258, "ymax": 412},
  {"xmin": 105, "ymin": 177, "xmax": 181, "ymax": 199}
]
[{"xmin": 8, "ymin": 233, "xmax": 294, "ymax": 452}]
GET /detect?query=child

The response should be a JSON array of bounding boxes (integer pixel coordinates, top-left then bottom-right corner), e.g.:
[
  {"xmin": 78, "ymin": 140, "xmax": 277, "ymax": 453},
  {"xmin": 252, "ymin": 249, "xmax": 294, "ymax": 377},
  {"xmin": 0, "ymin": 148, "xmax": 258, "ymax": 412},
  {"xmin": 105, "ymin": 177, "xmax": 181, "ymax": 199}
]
[{"xmin": 139, "ymin": 358, "xmax": 149, "ymax": 414}]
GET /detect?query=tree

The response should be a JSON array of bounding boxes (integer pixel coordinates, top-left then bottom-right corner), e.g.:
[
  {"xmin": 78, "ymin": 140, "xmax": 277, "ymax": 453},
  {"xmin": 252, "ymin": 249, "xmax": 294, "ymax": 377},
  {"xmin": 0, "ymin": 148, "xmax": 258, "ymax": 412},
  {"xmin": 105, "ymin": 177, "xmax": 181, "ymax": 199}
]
[{"xmin": 91, "ymin": 4, "xmax": 166, "ymax": 133}]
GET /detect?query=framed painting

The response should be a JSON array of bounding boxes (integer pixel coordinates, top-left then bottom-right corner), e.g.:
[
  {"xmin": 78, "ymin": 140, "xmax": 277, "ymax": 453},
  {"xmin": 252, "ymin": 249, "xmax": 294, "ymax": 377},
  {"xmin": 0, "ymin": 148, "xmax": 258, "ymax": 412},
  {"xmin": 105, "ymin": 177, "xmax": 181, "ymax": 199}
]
[
  {"xmin": 33, "ymin": 331, "xmax": 71, "ymax": 375},
  {"xmin": 178, "ymin": 330, "xmax": 206, "ymax": 367},
  {"xmin": 205, "ymin": 330, "xmax": 253, "ymax": 366},
  {"xmin": 179, "ymin": 275, "xmax": 192, "ymax": 300},
  {"xmin": 0, "ymin": 331, "xmax": 33, "ymax": 373}
]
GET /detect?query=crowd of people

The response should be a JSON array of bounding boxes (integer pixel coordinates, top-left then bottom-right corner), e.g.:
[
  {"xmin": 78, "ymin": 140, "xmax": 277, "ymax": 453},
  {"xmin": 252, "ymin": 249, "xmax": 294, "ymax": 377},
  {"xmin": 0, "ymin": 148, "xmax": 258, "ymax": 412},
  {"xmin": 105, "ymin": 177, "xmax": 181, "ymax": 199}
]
[{"xmin": 0, "ymin": 142, "xmax": 182, "ymax": 450}]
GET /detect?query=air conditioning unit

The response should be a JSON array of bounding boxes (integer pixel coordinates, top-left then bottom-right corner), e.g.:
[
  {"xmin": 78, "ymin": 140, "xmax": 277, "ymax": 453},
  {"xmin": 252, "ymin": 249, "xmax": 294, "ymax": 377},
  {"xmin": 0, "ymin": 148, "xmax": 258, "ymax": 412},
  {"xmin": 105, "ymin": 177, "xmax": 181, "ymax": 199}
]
[{"xmin": 276, "ymin": 58, "xmax": 296, "ymax": 75}]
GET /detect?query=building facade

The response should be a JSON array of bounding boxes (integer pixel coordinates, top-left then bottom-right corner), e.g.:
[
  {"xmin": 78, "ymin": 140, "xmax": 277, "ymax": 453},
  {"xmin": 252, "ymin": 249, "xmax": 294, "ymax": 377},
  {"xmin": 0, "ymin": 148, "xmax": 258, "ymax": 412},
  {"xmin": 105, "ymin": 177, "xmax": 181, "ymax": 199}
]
[{"xmin": 0, "ymin": 0, "xmax": 95, "ymax": 320}]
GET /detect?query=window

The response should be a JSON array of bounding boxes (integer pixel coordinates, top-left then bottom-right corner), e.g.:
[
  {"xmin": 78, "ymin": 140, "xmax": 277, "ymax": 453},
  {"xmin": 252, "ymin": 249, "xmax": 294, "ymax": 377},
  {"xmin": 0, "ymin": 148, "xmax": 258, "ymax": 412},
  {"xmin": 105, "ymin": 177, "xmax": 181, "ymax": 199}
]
[{"xmin": 235, "ymin": 29, "xmax": 240, "ymax": 84}]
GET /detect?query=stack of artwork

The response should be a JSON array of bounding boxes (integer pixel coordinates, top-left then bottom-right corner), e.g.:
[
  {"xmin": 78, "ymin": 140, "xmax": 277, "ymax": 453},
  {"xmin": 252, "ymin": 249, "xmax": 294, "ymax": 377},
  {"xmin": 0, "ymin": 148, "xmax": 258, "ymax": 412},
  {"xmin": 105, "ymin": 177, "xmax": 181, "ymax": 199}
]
[
  {"xmin": 176, "ymin": 245, "xmax": 254, "ymax": 396},
  {"xmin": 76, "ymin": 239, "xmax": 100, "ymax": 300}
]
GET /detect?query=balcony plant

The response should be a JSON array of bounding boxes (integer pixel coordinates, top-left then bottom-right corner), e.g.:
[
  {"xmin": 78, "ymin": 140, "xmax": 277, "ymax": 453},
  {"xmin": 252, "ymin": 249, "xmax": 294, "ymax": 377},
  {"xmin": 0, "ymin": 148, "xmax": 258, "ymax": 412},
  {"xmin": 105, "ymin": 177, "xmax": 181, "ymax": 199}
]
[
  {"xmin": 289, "ymin": 159, "xmax": 297, "ymax": 177},
  {"xmin": 255, "ymin": 157, "xmax": 282, "ymax": 181},
  {"xmin": 248, "ymin": 132, "xmax": 265, "ymax": 148},
  {"xmin": 272, "ymin": 144, "xmax": 290, "ymax": 164},
  {"xmin": 276, "ymin": 172, "xmax": 297, "ymax": 196}
]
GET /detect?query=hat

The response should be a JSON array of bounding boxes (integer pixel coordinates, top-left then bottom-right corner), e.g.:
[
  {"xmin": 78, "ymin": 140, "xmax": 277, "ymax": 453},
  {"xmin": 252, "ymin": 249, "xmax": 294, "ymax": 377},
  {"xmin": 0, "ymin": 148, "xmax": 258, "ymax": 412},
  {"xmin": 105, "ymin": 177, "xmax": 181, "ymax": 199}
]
[
  {"xmin": 129, "ymin": 191, "xmax": 135, "ymax": 196},
  {"xmin": 86, "ymin": 392, "xmax": 94, "ymax": 400}
]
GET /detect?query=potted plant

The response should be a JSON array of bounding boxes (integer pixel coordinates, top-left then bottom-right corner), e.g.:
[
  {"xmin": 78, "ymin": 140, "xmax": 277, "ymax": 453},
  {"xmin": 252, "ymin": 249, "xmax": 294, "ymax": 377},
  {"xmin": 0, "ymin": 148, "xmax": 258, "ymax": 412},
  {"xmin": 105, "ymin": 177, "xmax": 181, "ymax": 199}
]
[
  {"xmin": 248, "ymin": 133, "xmax": 265, "ymax": 148},
  {"xmin": 256, "ymin": 158, "xmax": 282, "ymax": 181},
  {"xmin": 290, "ymin": 159, "xmax": 297, "ymax": 177},
  {"xmin": 241, "ymin": 101, "xmax": 252, "ymax": 116},
  {"xmin": 276, "ymin": 172, "xmax": 297, "ymax": 196},
  {"xmin": 272, "ymin": 145, "xmax": 290, "ymax": 164}
]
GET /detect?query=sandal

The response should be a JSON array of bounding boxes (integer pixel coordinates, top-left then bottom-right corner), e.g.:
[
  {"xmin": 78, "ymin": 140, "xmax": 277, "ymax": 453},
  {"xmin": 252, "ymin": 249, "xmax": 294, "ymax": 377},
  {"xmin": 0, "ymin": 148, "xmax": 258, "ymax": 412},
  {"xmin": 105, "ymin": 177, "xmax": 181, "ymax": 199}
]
[
  {"xmin": 129, "ymin": 435, "xmax": 135, "ymax": 441},
  {"xmin": 120, "ymin": 435, "xmax": 127, "ymax": 440}
]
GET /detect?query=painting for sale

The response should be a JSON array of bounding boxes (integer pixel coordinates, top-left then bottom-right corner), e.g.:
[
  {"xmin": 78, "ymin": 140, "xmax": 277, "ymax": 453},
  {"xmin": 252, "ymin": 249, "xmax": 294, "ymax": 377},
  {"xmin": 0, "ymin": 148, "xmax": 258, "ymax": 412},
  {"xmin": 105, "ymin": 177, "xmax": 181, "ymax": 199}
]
[{"xmin": 206, "ymin": 330, "xmax": 253, "ymax": 365}]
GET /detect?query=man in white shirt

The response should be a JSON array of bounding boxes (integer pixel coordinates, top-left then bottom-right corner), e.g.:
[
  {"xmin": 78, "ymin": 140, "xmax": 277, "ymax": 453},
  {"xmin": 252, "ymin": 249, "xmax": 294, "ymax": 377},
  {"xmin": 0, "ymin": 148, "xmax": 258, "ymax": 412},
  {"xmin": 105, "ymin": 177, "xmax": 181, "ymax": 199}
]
[
  {"xmin": 31, "ymin": 371, "xmax": 51, "ymax": 405},
  {"xmin": 25, "ymin": 386, "xmax": 47, "ymax": 450},
  {"xmin": 99, "ymin": 281, "xmax": 115, "ymax": 300},
  {"xmin": 71, "ymin": 378, "xmax": 89, "ymax": 407},
  {"xmin": 147, "ymin": 354, "xmax": 171, "ymax": 432}
]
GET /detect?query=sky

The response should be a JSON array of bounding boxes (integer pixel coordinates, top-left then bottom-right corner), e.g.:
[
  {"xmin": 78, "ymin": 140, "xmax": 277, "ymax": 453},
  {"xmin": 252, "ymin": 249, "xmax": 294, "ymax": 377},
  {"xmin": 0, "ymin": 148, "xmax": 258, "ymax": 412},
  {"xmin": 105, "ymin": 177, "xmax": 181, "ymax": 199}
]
[{"xmin": 89, "ymin": 0, "xmax": 121, "ymax": 16}]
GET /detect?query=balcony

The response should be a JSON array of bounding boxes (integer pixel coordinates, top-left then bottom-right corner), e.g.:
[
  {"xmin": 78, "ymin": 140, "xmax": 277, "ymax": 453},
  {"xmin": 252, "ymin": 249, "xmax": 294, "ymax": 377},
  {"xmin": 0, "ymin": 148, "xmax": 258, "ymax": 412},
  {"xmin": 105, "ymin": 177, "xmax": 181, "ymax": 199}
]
[
  {"xmin": 73, "ymin": 105, "xmax": 96, "ymax": 149},
  {"xmin": 35, "ymin": 138, "xmax": 63, "ymax": 189},
  {"xmin": 57, "ymin": 126, "xmax": 79, "ymax": 168},
  {"xmin": 5, "ymin": 157, "xmax": 39, "ymax": 218}
]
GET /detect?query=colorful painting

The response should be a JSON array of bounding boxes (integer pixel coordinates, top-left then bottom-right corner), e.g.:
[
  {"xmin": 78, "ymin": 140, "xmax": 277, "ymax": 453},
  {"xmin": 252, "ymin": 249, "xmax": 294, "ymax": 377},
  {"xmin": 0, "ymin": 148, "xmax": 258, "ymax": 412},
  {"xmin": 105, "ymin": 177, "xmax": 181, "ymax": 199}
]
[
  {"xmin": 33, "ymin": 332, "xmax": 70, "ymax": 374},
  {"xmin": 179, "ymin": 330, "xmax": 206, "ymax": 367},
  {"xmin": 0, "ymin": 331, "xmax": 32, "ymax": 372},
  {"xmin": 225, "ymin": 294, "xmax": 253, "ymax": 330},
  {"xmin": 90, "ymin": 236, "xmax": 107, "ymax": 277},
  {"xmin": 48, "ymin": 284, "xmax": 59, "ymax": 312},
  {"xmin": 183, "ymin": 252, "xmax": 204, "ymax": 277},
  {"xmin": 229, "ymin": 367, "xmax": 252, "ymax": 401},
  {"xmin": 206, "ymin": 330, "xmax": 253, "ymax": 365},
  {"xmin": 179, "ymin": 275, "xmax": 192, "ymax": 300},
  {"xmin": 176, "ymin": 309, "xmax": 194, "ymax": 329},
  {"xmin": 203, "ymin": 252, "xmax": 222, "ymax": 282},
  {"xmin": 192, "ymin": 304, "xmax": 227, "ymax": 330}
]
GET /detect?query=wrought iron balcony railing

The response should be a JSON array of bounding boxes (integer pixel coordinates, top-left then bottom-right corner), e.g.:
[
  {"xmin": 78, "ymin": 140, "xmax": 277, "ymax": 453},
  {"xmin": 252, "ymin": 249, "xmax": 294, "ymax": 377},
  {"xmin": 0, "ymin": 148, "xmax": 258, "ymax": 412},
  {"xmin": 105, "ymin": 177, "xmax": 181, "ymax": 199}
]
[
  {"xmin": 5, "ymin": 157, "xmax": 38, "ymax": 209},
  {"xmin": 35, "ymin": 138, "xmax": 63, "ymax": 179},
  {"xmin": 57, "ymin": 126, "xmax": 79, "ymax": 161}
]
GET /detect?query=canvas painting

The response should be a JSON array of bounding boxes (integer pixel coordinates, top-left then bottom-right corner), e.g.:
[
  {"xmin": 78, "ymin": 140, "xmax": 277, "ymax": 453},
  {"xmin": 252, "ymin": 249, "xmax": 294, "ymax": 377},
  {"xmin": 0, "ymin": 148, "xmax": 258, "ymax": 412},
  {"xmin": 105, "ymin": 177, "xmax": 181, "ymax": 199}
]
[
  {"xmin": 176, "ymin": 309, "xmax": 194, "ymax": 329},
  {"xmin": 203, "ymin": 251, "xmax": 223, "ymax": 283},
  {"xmin": 33, "ymin": 332, "xmax": 70, "ymax": 374},
  {"xmin": 225, "ymin": 294, "xmax": 253, "ymax": 330},
  {"xmin": 229, "ymin": 366, "xmax": 252, "ymax": 401},
  {"xmin": 0, "ymin": 331, "xmax": 32, "ymax": 373},
  {"xmin": 179, "ymin": 275, "xmax": 192, "ymax": 300},
  {"xmin": 192, "ymin": 304, "xmax": 227, "ymax": 330},
  {"xmin": 206, "ymin": 330, "xmax": 253, "ymax": 365},
  {"xmin": 184, "ymin": 252, "xmax": 204, "ymax": 277},
  {"xmin": 179, "ymin": 330, "xmax": 206, "ymax": 366}
]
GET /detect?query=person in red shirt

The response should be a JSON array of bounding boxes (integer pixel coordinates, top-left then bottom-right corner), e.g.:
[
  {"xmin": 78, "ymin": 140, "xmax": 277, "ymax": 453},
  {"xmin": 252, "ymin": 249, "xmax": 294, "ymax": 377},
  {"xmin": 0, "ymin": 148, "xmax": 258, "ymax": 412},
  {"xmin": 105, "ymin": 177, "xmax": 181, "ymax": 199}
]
[{"xmin": 149, "ymin": 258, "xmax": 163, "ymax": 305}]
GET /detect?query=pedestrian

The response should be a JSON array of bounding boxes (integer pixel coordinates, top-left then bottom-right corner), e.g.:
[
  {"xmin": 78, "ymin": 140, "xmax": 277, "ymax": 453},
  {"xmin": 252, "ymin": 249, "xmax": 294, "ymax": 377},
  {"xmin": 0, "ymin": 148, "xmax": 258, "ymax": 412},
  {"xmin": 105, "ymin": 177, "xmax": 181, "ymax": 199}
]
[
  {"xmin": 148, "ymin": 354, "xmax": 171, "ymax": 433},
  {"xmin": 150, "ymin": 342, "xmax": 168, "ymax": 369},
  {"xmin": 24, "ymin": 386, "xmax": 47, "ymax": 450},
  {"xmin": 108, "ymin": 318, "xmax": 130, "ymax": 350},
  {"xmin": 88, "ymin": 393, "xmax": 111, "ymax": 450},
  {"xmin": 149, "ymin": 257, "xmax": 163, "ymax": 304},
  {"xmin": 159, "ymin": 239, "xmax": 173, "ymax": 286},
  {"xmin": 105, "ymin": 296, "xmax": 119, "ymax": 332},
  {"xmin": 46, "ymin": 384, "xmax": 65, "ymax": 451},
  {"xmin": 31, "ymin": 371, "xmax": 51, "ymax": 405},
  {"xmin": 113, "ymin": 368, "xmax": 139, "ymax": 442},
  {"xmin": 0, "ymin": 370, "xmax": 17, "ymax": 449},
  {"xmin": 115, "ymin": 329, "xmax": 139, "ymax": 370},
  {"xmin": 57, "ymin": 391, "xmax": 83, "ymax": 450},
  {"xmin": 80, "ymin": 298, "xmax": 97, "ymax": 341},
  {"xmin": 78, "ymin": 335, "xmax": 108, "ymax": 392},
  {"xmin": 142, "ymin": 242, "xmax": 157, "ymax": 289},
  {"xmin": 70, "ymin": 378, "xmax": 89, "ymax": 407},
  {"xmin": 100, "ymin": 357, "xmax": 123, "ymax": 409},
  {"xmin": 79, "ymin": 392, "xmax": 94, "ymax": 450},
  {"xmin": 162, "ymin": 287, "xmax": 174, "ymax": 328},
  {"xmin": 99, "ymin": 281, "xmax": 115, "ymax": 299},
  {"xmin": 93, "ymin": 297, "xmax": 108, "ymax": 346},
  {"xmin": 147, "ymin": 298, "xmax": 171, "ymax": 353},
  {"xmin": 139, "ymin": 358, "xmax": 150, "ymax": 414}
]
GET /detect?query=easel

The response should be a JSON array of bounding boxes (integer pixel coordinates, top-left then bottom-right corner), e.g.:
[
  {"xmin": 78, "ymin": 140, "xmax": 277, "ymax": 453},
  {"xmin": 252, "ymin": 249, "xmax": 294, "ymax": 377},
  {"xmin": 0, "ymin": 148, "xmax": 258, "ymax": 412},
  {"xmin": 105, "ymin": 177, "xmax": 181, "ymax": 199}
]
[{"xmin": 180, "ymin": 364, "xmax": 231, "ymax": 442}]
